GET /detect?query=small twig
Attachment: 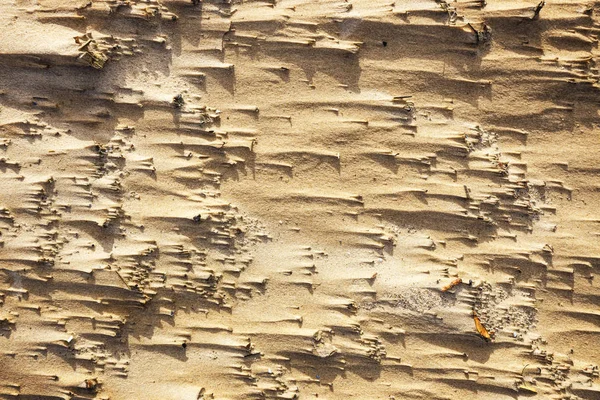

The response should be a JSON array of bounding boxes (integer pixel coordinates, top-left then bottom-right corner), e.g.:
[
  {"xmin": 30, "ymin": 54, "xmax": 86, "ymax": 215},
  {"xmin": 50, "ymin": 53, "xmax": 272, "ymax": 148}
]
[
  {"xmin": 521, "ymin": 363, "xmax": 530, "ymax": 377},
  {"xmin": 531, "ymin": 0, "xmax": 545, "ymax": 20}
]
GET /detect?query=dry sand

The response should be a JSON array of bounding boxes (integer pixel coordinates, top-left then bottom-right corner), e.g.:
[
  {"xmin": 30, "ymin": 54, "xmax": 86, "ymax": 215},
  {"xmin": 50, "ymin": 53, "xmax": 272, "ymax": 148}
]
[{"xmin": 0, "ymin": 0, "xmax": 599, "ymax": 399}]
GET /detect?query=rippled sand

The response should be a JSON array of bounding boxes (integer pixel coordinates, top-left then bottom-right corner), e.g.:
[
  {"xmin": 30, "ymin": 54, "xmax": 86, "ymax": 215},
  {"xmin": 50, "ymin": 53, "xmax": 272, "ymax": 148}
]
[{"xmin": 0, "ymin": 1, "xmax": 599, "ymax": 399}]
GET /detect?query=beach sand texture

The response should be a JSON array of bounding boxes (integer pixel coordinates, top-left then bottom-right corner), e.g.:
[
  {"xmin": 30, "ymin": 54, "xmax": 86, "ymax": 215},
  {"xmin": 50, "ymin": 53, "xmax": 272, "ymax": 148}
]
[{"xmin": 0, "ymin": 0, "xmax": 599, "ymax": 399}]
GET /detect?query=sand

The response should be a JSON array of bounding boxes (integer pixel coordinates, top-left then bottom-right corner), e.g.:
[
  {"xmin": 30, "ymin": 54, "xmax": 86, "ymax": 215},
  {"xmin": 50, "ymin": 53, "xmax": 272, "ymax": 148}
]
[{"xmin": 0, "ymin": 0, "xmax": 599, "ymax": 399}]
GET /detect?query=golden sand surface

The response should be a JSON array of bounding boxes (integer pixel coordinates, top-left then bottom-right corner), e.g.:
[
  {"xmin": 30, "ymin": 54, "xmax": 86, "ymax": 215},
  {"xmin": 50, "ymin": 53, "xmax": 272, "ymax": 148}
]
[{"xmin": 0, "ymin": 1, "xmax": 599, "ymax": 399}]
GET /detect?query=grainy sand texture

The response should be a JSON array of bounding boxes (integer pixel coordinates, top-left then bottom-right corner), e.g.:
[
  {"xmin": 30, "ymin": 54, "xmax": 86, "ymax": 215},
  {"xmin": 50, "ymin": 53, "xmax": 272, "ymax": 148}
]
[{"xmin": 0, "ymin": 0, "xmax": 599, "ymax": 399}]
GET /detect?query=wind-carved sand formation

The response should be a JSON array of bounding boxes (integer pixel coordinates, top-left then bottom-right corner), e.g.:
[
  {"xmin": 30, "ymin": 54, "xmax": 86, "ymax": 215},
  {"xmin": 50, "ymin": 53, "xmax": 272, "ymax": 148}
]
[{"xmin": 0, "ymin": 0, "xmax": 600, "ymax": 399}]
